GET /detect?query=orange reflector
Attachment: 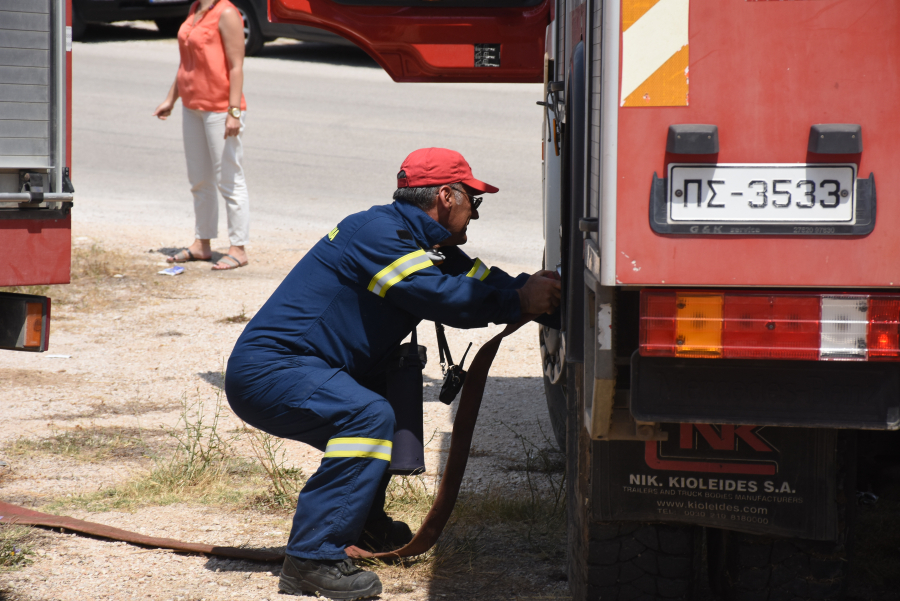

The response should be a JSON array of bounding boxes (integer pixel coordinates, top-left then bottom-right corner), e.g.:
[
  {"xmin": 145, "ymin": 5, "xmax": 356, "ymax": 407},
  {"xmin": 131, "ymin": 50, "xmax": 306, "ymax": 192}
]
[
  {"xmin": 674, "ymin": 294, "xmax": 723, "ymax": 357},
  {"xmin": 24, "ymin": 302, "xmax": 43, "ymax": 348}
]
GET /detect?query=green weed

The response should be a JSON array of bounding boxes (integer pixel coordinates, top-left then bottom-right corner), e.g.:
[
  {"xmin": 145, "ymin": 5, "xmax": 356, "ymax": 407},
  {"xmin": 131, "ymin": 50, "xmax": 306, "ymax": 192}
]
[
  {"xmin": 243, "ymin": 425, "xmax": 305, "ymax": 509},
  {"xmin": 0, "ymin": 523, "xmax": 35, "ymax": 572}
]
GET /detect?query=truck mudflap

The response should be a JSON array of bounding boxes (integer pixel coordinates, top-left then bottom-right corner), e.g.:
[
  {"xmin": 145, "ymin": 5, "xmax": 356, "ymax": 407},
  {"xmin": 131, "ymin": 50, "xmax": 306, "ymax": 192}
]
[
  {"xmin": 594, "ymin": 424, "xmax": 840, "ymax": 541},
  {"xmin": 631, "ymin": 352, "xmax": 900, "ymax": 430},
  {"xmin": 0, "ymin": 211, "xmax": 71, "ymax": 287}
]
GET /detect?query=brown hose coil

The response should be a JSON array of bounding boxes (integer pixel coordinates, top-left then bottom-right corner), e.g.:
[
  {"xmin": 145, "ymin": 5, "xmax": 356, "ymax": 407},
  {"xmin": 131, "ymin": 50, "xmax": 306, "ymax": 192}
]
[{"xmin": 0, "ymin": 318, "xmax": 530, "ymax": 563}]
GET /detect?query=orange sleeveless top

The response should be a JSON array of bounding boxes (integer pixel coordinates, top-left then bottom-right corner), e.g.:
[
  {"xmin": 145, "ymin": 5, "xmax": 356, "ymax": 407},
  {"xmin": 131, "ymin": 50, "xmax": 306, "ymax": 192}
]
[{"xmin": 176, "ymin": 0, "xmax": 247, "ymax": 113}]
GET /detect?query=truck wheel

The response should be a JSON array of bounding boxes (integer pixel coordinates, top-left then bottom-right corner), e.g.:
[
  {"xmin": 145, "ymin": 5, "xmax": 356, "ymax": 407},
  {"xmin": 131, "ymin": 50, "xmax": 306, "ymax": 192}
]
[
  {"xmin": 708, "ymin": 431, "xmax": 855, "ymax": 601},
  {"xmin": 540, "ymin": 326, "xmax": 567, "ymax": 451},
  {"xmin": 709, "ymin": 530, "xmax": 849, "ymax": 601},
  {"xmin": 154, "ymin": 18, "xmax": 183, "ymax": 37},
  {"xmin": 71, "ymin": 8, "xmax": 87, "ymax": 41},
  {"xmin": 566, "ymin": 367, "xmax": 702, "ymax": 600},
  {"xmin": 231, "ymin": 0, "xmax": 265, "ymax": 56},
  {"xmin": 586, "ymin": 522, "xmax": 702, "ymax": 600}
]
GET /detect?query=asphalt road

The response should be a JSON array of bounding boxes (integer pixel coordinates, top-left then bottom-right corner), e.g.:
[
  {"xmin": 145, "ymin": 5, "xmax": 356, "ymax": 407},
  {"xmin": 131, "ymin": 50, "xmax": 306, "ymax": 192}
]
[{"xmin": 72, "ymin": 26, "xmax": 546, "ymax": 268}]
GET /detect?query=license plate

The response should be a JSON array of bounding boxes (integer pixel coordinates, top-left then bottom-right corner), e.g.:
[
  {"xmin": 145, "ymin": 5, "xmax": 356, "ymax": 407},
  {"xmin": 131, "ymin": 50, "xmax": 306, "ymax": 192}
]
[{"xmin": 667, "ymin": 164, "xmax": 857, "ymax": 223}]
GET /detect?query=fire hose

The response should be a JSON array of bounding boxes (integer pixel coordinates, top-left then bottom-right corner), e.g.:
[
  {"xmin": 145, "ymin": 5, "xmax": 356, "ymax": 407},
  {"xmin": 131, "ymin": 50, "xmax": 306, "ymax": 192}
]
[{"xmin": 0, "ymin": 318, "xmax": 531, "ymax": 563}]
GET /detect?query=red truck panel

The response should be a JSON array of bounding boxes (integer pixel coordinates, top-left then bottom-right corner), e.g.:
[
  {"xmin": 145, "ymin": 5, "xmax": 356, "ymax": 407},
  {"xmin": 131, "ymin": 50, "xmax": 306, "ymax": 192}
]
[
  {"xmin": 269, "ymin": 0, "xmax": 550, "ymax": 83},
  {"xmin": 1, "ymin": 216, "xmax": 72, "ymax": 287},
  {"xmin": 615, "ymin": 0, "xmax": 900, "ymax": 287}
]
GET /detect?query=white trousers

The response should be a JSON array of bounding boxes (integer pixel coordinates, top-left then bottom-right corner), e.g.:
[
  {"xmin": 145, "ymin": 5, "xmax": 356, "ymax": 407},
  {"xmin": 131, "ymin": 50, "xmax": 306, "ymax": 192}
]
[{"xmin": 182, "ymin": 106, "xmax": 250, "ymax": 246}]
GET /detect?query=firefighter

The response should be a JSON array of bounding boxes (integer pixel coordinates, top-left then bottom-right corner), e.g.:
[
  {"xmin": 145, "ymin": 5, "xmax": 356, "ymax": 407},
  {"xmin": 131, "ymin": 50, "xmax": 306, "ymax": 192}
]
[{"xmin": 224, "ymin": 147, "xmax": 561, "ymax": 600}]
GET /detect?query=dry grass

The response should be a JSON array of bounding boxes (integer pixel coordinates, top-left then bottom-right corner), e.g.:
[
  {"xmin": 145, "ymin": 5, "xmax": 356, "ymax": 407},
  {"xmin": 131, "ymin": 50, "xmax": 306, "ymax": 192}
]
[
  {"xmin": 242, "ymin": 426, "xmax": 306, "ymax": 510},
  {"xmin": 0, "ymin": 523, "xmax": 36, "ymax": 572},
  {"xmin": 5, "ymin": 426, "xmax": 152, "ymax": 463},
  {"xmin": 0, "ymin": 243, "xmax": 173, "ymax": 313},
  {"xmin": 217, "ymin": 306, "xmax": 250, "ymax": 324},
  {"xmin": 44, "ymin": 389, "xmax": 303, "ymax": 514},
  {"xmin": 366, "ymin": 480, "xmax": 567, "ymax": 597}
]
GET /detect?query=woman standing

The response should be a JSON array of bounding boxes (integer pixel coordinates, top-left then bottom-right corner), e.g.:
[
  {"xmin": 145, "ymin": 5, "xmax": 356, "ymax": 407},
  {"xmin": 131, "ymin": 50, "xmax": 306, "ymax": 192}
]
[{"xmin": 153, "ymin": 0, "xmax": 250, "ymax": 271}]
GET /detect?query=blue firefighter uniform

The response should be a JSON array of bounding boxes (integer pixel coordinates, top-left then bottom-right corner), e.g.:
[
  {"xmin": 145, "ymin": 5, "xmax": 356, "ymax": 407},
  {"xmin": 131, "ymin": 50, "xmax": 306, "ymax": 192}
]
[{"xmin": 225, "ymin": 199, "xmax": 547, "ymax": 561}]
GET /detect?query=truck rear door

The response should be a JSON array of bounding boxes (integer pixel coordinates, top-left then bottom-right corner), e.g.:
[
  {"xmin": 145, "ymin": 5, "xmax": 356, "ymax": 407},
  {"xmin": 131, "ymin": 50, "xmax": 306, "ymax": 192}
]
[
  {"xmin": 268, "ymin": 0, "xmax": 551, "ymax": 83},
  {"xmin": 605, "ymin": 0, "xmax": 898, "ymax": 288}
]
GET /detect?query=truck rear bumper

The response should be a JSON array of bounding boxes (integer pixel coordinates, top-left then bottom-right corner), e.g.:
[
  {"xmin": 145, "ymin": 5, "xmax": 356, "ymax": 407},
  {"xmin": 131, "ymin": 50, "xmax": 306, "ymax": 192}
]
[{"xmin": 631, "ymin": 352, "xmax": 900, "ymax": 430}]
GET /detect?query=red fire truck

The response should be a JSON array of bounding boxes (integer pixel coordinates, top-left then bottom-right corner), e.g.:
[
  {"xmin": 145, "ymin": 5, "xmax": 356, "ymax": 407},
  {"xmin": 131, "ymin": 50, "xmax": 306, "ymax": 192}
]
[
  {"xmin": 1, "ymin": 0, "xmax": 73, "ymax": 353},
  {"xmin": 272, "ymin": 1, "xmax": 895, "ymax": 598}
]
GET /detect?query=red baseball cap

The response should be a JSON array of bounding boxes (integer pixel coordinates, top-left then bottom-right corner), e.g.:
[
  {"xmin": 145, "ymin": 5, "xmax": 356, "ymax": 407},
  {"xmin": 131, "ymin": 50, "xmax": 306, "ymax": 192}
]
[{"xmin": 396, "ymin": 148, "xmax": 499, "ymax": 194}]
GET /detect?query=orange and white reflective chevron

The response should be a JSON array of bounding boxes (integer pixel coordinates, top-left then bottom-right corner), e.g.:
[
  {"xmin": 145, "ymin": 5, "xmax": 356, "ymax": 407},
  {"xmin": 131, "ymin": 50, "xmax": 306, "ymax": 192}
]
[{"xmin": 620, "ymin": 0, "xmax": 689, "ymax": 107}]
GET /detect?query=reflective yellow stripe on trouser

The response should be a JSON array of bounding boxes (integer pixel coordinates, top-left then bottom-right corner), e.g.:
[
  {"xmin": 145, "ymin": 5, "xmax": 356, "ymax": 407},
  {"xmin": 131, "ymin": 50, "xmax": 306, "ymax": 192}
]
[
  {"xmin": 368, "ymin": 249, "xmax": 433, "ymax": 297},
  {"xmin": 466, "ymin": 258, "xmax": 491, "ymax": 281},
  {"xmin": 324, "ymin": 437, "xmax": 393, "ymax": 462}
]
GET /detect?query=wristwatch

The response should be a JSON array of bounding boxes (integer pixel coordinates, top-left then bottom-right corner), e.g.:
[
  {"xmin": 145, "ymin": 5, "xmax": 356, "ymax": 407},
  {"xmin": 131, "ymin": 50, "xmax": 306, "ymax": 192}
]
[{"xmin": 228, "ymin": 106, "xmax": 241, "ymax": 118}]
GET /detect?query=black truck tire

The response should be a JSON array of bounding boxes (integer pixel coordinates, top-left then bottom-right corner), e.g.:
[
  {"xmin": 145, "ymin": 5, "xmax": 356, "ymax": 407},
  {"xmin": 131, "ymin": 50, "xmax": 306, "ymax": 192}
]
[
  {"xmin": 565, "ymin": 366, "xmax": 702, "ymax": 600},
  {"xmin": 231, "ymin": 0, "xmax": 265, "ymax": 56},
  {"xmin": 586, "ymin": 522, "xmax": 702, "ymax": 600},
  {"xmin": 708, "ymin": 530, "xmax": 849, "ymax": 601},
  {"xmin": 708, "ymin": 431, "xmax": 855, "ymax": 601},
  {"xmin": 542, "ymin": 373, "xmax": 567, "ymax": 452},
  {"xmin": 154, "ymin": 17, "xmax": 183, "ymax": 37},
  {"xmin": 71, "ymin": 7, "xmax": 87, "ymax": 41}
]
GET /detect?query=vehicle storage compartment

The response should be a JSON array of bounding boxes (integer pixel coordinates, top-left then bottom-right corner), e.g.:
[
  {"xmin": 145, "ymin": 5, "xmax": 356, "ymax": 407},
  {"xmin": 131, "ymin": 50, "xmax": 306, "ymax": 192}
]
[
  {"xmin": 0, "ymin": 0, "xmax": 73, "ymax": 288},
  {"xmin": 607, "ymin": 0, "xmax": 900, "ymax": 288}
]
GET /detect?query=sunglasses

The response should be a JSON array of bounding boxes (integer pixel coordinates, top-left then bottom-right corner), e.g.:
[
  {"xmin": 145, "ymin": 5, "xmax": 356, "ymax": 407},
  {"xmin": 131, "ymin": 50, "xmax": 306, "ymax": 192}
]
[{"xmin": 452, "ymin": 185, "xmax": 482, "ymax": 211}]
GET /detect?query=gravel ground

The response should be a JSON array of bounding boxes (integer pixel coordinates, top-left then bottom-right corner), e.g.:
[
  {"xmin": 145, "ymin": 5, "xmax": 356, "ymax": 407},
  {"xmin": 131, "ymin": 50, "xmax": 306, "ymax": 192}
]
[{"xmin": 0, "ymin": 222, "xmax": 568, "ymax": 601}]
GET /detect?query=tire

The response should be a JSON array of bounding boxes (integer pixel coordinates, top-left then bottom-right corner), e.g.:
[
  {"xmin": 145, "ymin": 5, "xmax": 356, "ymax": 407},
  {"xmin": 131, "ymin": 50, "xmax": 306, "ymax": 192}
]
[
  {"xmin": 154, "ymin": 18, "xmax": 183, "ymax": 37},
  {"xmin": 710, "ymin": 531, "xmax": 849, "ymax": 601},
  {"xmin": 540, "ymin": 326, "xmax": 567, "ymax": 451},
  {"xmin": 708, "ymin": 432, "xmax": 856, "ymax": 601},
  {"xmin": 565, "ymin": 358, "xmax": 702, "ymax": 600},
  {"xmin": 230, "ymin": 0, "xmax": 265, "ymax": 56},
  {"xmin": 587, "ymin": 522, "xmax": 702, "ymax": 600},
  {"xmin": 71, "ymin": 7, "xmax": 87, "ymax": 41},
  {"xmin": 542, "ymin": 372, "xmax": 567, "ymax": 452}
]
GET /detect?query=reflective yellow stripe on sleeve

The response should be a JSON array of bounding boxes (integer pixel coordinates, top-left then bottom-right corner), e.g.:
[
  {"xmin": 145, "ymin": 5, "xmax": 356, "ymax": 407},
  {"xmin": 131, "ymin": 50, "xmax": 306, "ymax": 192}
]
[
  {"xmin": 324, "ymin": 437, "xmax": 393, "ymax": 461},
  {"xmin": 367, "ymin": 249, "xmax": 433, "ymax": 298},
  {"xmin": 466, "ymin": 258, "xmax": 491, "ymax": 281}
]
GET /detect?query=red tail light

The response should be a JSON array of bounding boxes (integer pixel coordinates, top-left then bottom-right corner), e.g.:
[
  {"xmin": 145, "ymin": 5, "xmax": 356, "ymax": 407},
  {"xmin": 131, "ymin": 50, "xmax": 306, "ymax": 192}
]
[
  {"xmin": 640, "ymin": 291, "xmax": 677, "ymax": 356},
  {"xmin": 721, "ymin": 295, "xmax": 819, "ymax": 360},
  {"xmin": 640, "ymin": 291, "xmax": 900, "ymax": 362},
  {"xmin": 867, "ymin": 299, "xmax": 900, "ymax": 359}
]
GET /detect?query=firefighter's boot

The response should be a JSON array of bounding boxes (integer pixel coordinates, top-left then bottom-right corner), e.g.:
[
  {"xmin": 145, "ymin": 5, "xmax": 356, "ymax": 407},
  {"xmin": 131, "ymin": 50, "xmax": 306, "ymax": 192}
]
[
  {"xmin": 355, "ymin": 517, "xmax": 413, "ymax": 553},
  {"xmin": 278, "ymin": 555, "xmax": 382, "ymax": 600}
]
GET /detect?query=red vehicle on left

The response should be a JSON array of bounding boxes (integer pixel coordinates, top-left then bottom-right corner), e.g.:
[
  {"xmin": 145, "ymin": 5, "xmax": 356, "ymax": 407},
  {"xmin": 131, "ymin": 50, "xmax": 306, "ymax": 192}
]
[{"xmin": 1, "ymin": 0, "xmax": 74, "ymax": 353}]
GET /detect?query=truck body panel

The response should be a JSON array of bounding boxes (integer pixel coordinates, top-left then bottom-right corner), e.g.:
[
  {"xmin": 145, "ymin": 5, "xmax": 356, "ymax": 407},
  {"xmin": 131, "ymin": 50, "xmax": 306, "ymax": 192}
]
[
  {"xmin": 612, "ymin": 0, "xmax": 900, "ymax": 287},
  {"xmin": 0, "ymin": 0, "xmax": 73, "ymax": 288},
  {"xmin": 269, "ymin": 0, "xmax": 551, "ymax": 83}
]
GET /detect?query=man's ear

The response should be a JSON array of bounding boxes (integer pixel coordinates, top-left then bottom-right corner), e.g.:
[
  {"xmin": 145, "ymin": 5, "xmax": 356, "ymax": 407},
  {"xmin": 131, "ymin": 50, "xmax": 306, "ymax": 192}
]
[{"xmin": 436, "ymin": 185, "xmax": 454, "ymax": 210}]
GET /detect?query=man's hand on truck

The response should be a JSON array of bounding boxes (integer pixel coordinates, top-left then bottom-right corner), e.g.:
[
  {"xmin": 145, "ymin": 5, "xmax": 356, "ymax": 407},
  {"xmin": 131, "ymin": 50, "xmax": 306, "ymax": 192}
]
[{"xmin": 517, "ymin": 270, "xmax": 562, "ymax": 315}]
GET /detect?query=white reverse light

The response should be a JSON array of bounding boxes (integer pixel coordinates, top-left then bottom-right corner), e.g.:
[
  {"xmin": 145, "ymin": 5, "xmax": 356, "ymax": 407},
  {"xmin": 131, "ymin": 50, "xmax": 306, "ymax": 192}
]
[{"xmin": 819, "ymin": 296, "xmax": 868, "ymax": 360}]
